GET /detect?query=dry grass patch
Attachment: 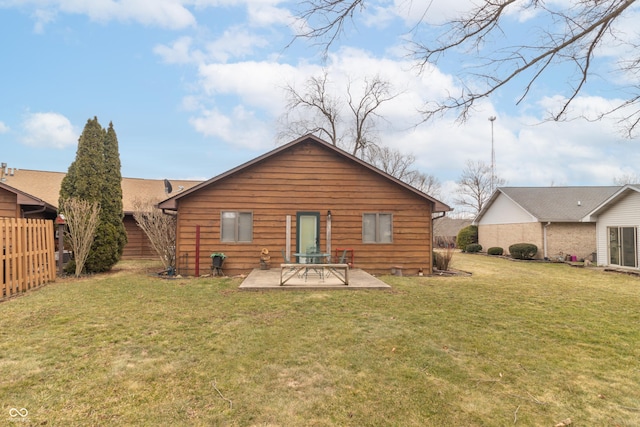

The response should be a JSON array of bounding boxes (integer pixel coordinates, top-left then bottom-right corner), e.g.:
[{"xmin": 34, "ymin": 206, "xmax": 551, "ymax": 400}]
[{"xmin": 1, "ymin": 257, "xmax": 639, "ymax": 425}]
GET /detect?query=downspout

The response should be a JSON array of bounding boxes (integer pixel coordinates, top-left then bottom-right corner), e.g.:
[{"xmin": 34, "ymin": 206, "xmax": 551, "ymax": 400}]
[
  {"xmin": 431, "ymin": 212, "xmax": 446, "ymax": 221},
  {"xmin": 22, "ymin": 206, "xmax": 48, "ymax": 216},
  {"xmin": 543, "ymin": 222, "xmax": 551, "ymax": 260}
]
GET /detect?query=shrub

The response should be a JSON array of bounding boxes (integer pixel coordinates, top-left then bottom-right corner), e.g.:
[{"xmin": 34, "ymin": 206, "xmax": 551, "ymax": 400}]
[
  {"xmin": 487, "ymin": 247, "xmax": 504, "ymax": 256},
  {"xmin": 465, "ymin": 243, "xmax": 482, "ymax": 253},
  {"xmin": 509, "ymin": 243, "xmax": 538, "ymax": 260},
  {"xmin": 433, "ymin": 247, "xmax": 454, "ymax": 271},
  {"xmin": 456, "ymin": 225, "xmax": 478, "ymax": 251}
]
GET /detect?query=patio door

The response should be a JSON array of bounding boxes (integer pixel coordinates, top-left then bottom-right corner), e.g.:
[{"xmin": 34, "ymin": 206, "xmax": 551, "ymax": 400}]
[
  {"xmin": 297, "ymin": 212, "xmax": 320, "ymax": 262},
  {"xmin": 609, "ymin": 226, "xmax": 637, "ymax": 268}
]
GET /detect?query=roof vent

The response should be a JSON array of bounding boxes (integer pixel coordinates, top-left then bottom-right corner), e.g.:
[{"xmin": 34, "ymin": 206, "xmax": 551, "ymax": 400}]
[{"xmin": 577, "ymin": 200, "xmax": 582, "ymax": 206}]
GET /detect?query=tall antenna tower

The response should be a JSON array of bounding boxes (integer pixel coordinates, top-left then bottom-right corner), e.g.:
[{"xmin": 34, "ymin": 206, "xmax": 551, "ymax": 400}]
[{"xmin": 488, "ymin": 116, "xmax": 496, "ymax": 193}]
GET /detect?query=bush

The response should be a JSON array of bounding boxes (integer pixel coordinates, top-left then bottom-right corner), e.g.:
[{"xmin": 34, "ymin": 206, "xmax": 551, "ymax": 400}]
[
  {"xmin": 487, "ymin": 247, "xmax": 504, "ymax": 256},
  {"xmin": 456, "ymin": 225, "xmax": 478, "ymax": 251},
  {"xmin": 433, "ymin": 248, "xmax": 454, "ymax": 271},
  {"xmin": 509, "ymin": 243, "xmax": 538, "ymax": 260},
  {"xmin": 465, "ymin": 243, "xmax": 482, "ymax": 253}
]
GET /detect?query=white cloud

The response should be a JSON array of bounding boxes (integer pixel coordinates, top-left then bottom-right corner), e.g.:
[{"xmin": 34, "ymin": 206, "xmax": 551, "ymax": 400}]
[
  {"xmin": 196, "ymin": 60, "xmax": 306, "ymax": 110},
  {"xmin": 205, "ymin": 27, "xmax": 270, "ymax": 62},
  {"xmin": 0, "ymin": 121, "xmax": 9, "ymax": 133},
  {"xmin": 21, "ymin": 112, "xmax": 78, "ymax": 149},
  {"xmin": 247, "ymin": 3, "xmax": 294, "ymax": 27},
  {"xmin": 189, "ymin": 105, "xmax": 274, "ymax": 150},
  {"xmin": 154, "ymin": 36, "xmax": 202, "ymax": 64},
  {"xmin": 14, "ymin": 0, "xmax": 197, "ymax": 31}
]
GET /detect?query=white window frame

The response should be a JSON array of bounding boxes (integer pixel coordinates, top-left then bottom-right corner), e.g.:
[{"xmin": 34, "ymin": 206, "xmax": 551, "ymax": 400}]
[
  {"xmin": 607, "ymin": 226, "xmax": 637, "ymax": 268},
  {"xmin": 221, "ymin": 211, "xmax": 253, "ymax": 243},
  {"xmin": 362, "ymin": 213, "xmax": 393, "ymax": 243}
]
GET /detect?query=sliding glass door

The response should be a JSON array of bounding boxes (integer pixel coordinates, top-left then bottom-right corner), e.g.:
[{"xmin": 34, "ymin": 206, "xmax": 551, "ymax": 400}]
[{"xmin": 609, "ymin": 226, "xmax": 637, "ymax": 268}]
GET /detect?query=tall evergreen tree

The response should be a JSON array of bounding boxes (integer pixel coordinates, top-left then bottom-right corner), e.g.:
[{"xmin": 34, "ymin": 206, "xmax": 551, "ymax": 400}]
[
  {"xmin": 60, "ymin": 117, "xmax": 104, "ymax": 204},
  {"xmin": 59, "ymin": 117, "xmax": 127, "ymax": 273}
]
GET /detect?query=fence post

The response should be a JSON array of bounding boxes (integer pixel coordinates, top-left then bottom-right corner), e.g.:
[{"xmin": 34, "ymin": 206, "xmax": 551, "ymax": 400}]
[{"xmin": 55, "ymin": 215, "xmax": 66, "ymax": 276}]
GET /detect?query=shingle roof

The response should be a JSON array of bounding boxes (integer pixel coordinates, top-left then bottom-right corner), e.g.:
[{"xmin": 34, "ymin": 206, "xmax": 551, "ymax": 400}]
[
  {"xmin": 479, "ymin": 186, "xmax": 621, "ymax": 222},
  {"xmin": 158, "ymin": 134, "xmax": 452, "ymax": 213},
  {"xmin": 0, "ymin": 168, "xmax": 202, "ymax": 213},
  {"xmin": 433, "ymin": 217, "xmax": 472, "ymax": 237}
]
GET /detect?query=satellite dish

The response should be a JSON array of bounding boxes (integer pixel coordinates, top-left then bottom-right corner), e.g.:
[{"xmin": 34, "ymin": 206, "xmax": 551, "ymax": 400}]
[{"xmin": 164, "ymin": 179, "xmax": 173, "ymax": 194}]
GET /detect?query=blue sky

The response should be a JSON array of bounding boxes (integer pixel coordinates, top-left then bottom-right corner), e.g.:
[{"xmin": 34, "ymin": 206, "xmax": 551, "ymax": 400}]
[{"xmin": 1, "ymin": 0, "xmax": 639, "ymax": 211}]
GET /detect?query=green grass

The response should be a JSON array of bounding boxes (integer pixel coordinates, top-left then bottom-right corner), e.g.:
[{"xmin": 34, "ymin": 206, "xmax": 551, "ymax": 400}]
[{"xmin": 1, "ymin": 255, "xmax": 639, "ymax": 426}]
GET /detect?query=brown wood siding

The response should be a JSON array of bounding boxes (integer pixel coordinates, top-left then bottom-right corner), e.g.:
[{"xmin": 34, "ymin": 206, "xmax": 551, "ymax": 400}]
[
  {"xmin": 0, "ymin": 189, "xmax": 19, "ymax": 218},
  {"xmin": 174, "ymin": 141, "xmax": 434, "ymax": 276},
  {"xmin": 121, "ymin": 215, "xmax": 157, "ymax": 259}
]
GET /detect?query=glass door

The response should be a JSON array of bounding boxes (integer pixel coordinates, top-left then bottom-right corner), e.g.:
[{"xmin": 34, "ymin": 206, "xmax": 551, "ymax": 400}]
[
  {"xmin": 296, "ymin": 212, "xmax": 320, "ymax": 263},
  {"xmin": 621, "ymin": 227, "xmax": 637, "ymax": 267},
  {"xmin": 609, "ymin": 227, "xmax": 637, "ymax": 268},
  {"xmin": 609, "ymin": 227, "xmax": 620, "ymax": 265}
]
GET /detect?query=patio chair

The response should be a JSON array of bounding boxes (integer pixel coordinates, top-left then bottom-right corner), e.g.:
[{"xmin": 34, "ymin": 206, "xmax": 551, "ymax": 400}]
[{"xmin": 281, "ymin": 249, "xmax": 291, "ymax": 263}]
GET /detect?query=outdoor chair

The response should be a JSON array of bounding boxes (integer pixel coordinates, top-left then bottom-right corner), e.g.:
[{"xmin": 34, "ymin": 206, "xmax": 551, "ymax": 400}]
[{"xmin": 281, "ymin": 249, "xmax": 291, "ymax": 263}]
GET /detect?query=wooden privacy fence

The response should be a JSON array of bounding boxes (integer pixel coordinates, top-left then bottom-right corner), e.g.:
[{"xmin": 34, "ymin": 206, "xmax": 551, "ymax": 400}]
[{"xmin": 2, "ymin": 218, "xmax": 56, "ymax": 300}]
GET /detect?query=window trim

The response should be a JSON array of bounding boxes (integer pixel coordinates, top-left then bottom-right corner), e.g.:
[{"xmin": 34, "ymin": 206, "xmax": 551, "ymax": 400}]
[
  {"xmin": 362, "ymin": 212, "xmax": 393, "ymax": 243},
  {"xmin": 220, "ymin": 210, "xmax": 253, "ymax": 243}
]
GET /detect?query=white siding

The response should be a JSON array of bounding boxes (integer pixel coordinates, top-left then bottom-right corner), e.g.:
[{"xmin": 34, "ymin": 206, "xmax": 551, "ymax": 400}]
[
  {"xmin": 594, "ymin": 191, "xmax": 640, "ymax": 267},
  {"xmin": 478, "ymin": 193, "xmax": 537, "ymax": 225}
]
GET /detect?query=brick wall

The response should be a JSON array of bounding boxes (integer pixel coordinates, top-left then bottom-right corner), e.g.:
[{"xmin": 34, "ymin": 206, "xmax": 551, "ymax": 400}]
[
  {"xmin": 546, "ymin": 222, "xmax": 596, "ymax": 261},
  {"xmin": 479, "ymin": 223, "xmax": 543, "ymax": 257},
  {"xmin": 478, "ymin": 222, "xmax": 596, "ymax": 260}
]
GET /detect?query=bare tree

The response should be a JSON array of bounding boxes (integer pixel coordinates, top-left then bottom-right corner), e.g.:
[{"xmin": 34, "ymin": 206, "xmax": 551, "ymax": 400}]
[
  {"xmin": 363, "ymin": 144, "xmax": 441, "ymax": 195},
  {"xmin": 295, "ymin": 0, "xmax": 640, "ymax": 137},
  {"xmin": 132, "ymin": 198, "xmax": 176, "ymax": 270},
  {"xmin": 59, "ymin": 198, "xmax": 101, "ymax": 277},
  {"xmin": 363, "ymin": 144, "xmax": 415, "ymax": 180},
  {"xmin": 405, "ymin": 170, "xmax": 442, "ymax": 197},
  {"xmin": 278, "ymin": 70, "xmax": 398, "ymax": 157},
  {"xmin": 278, "ymin": 70, "xmax": 342, "ymax": 146},
  {"xmin": 455, "ymin": 160, "xmax": 505, "ymax": 216},
  {"xmin": 613, "ymin": 173, "xmax": 640, "ymax": 185},
  {"xmin": 346, "ymin": 76, "xmax": 398, "ymax": 156}
]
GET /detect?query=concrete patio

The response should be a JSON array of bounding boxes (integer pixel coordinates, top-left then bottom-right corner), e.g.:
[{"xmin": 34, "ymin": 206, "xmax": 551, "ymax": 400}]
[{"xmin": 239, "ymin": 267, "xmax": 391, "ymax": 290}]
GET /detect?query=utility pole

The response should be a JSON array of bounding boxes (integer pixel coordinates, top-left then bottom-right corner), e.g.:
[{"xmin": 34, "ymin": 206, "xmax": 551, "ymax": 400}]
[{"xmin": 488, "ymin": 116, "xmax": 496, "ymax": 193}]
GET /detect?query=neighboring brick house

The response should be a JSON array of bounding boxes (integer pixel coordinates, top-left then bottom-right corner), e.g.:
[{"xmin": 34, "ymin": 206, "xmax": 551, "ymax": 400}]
[
  {"xmin": 583, "ymin": 184, "xmax": 640, "ymax": 269},
  {"xmin": 0, "ymin": 165, "xmax": 201, "ymax": 259},
  {"xmin": 474, "ymin": 187, "xmax": 620, "ymax": 260}
]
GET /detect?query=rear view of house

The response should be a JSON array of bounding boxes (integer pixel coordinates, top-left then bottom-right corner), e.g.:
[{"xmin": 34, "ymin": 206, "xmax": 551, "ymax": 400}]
[{"xmin": 158, "ymin": 135, "xmax": 451, "ymax": 276}]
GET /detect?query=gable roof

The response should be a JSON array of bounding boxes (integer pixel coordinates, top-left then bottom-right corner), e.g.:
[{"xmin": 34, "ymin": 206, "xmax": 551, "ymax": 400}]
[
  {"xmin": 157, "ymin": 134, "xmax": 451, "ymax": 212},
  {"xmin": 476, "ymin": 186, "xmax": 621, "ymax": 223},
  {"xmin": 0, "ymin": 181, "xmax": 57, "ymax": 213},
  {"xmin": 433, "ymin": 217, "xmax": 473, "ymax": 237},
  {"xmin": 582, "ymin": 184, "xmax": 640, "ymax": 221},
  {"xmin": 0, "ymin": 168, "xmax": 202, "ymax": 214}
]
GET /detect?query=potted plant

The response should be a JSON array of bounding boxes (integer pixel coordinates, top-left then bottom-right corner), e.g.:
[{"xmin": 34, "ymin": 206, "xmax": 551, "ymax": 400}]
[{"xmin": 210, "ymin": 252, "xmax": 226, "ymax": 268}]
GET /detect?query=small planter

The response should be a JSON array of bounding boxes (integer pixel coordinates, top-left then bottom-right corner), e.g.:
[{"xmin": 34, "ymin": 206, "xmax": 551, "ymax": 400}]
[{"xmin": 210, "ymin": 253, "xmax": 226, "ymax": 274}]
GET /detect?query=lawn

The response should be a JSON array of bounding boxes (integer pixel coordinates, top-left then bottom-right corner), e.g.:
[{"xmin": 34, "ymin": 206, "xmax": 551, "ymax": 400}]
[{"xmin": 1, "ymin": 254, "xmax": 639, "ymax": 426}]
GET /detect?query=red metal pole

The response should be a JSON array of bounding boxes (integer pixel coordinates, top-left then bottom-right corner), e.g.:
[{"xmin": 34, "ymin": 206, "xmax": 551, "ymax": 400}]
[{"xmin": 195, "ymin": 225, "xmax": 200, "ymax": 277}]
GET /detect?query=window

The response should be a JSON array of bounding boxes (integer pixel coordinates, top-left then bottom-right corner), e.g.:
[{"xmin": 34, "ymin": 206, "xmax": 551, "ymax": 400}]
[
  {"xmin": 221, "ymin": 211, "xmax": 253, "ymax": 242},
  {"xmin": 362, "ymin": 213, "xmax": 392, "ymax": 243}
]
